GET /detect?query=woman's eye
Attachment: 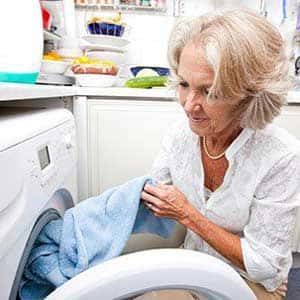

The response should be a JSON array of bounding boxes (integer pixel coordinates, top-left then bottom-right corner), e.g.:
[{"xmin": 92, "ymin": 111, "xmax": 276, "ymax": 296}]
[
  {"xmin": 203, "ymin": 88, "xmax": 210, "ymax": 95},
  {"xmin": 179, "ymin": 81, "xmax": 189, "ymax": 88}
]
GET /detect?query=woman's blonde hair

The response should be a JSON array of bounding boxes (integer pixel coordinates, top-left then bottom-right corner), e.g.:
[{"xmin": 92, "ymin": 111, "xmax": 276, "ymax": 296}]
[{"xmin": 168, "ymin": 8, "xmax": 290, "ymax": 129}]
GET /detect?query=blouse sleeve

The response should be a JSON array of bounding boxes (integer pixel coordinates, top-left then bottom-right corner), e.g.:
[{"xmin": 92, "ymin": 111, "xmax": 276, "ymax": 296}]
[{"xmin": 241, "ymin": 152, "xmax": 300, "ymax": 291}]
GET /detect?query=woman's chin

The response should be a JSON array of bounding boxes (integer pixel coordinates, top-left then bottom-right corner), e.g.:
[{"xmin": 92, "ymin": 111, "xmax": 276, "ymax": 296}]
[
  {"xmin": 190, "ymin": 123, "xmax": 208, "ymax": 136},
  {"xmin": 188, "ymin": 122, "xmax": 208, "ymax": 136}
]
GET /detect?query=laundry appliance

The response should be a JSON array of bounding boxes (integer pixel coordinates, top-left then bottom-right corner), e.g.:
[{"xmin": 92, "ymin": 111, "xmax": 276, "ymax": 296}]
[
  {"xmin": 0, "ymin": 107, "xmax": 77, "ymax": 300},
  {"xmin": 0, "ymin": 107, "xmax": 256, "ymax": 300}
]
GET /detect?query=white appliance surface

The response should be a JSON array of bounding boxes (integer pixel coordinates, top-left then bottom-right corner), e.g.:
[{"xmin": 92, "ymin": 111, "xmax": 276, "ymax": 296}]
[
  {"xmin": 0, "ymin": 107, "xmax": 77, "ymax": 300},
  {"xmin": 47, "ymin": 249, "xmax": 256, "ymax": 300}
]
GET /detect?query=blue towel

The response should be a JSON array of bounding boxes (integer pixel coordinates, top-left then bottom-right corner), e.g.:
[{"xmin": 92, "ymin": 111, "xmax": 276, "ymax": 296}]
[{"xmin": 19, "ymin": 176, "xmax": 175, "ymax": 300}]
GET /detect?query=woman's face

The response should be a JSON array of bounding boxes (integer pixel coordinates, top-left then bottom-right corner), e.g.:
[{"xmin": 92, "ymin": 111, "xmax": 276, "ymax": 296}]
[{"xmin": 177, "ymin": 41, "xmax": 239, "ymax": 138}]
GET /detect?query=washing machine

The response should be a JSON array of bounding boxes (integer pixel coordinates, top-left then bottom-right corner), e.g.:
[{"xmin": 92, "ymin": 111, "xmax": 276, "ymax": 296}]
[{"xmin": 0, "ymin": 107, "xmax": 77, "ymax": 300}]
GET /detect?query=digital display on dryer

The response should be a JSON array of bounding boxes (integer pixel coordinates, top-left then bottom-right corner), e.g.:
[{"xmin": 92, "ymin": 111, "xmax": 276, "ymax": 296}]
[{"xmin": 38, "ymin": 146, "xmax": 50, "ymax": 170}]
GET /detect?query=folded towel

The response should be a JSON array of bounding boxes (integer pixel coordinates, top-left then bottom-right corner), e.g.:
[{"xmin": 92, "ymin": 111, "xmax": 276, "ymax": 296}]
[{"xmin": 19, "ymin": 176, "xmax": 175, "ymax": 300}]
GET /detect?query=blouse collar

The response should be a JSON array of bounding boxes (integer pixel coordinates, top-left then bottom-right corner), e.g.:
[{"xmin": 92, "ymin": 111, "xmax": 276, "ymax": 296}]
[{"xmin": 225, "ymin": 127, "xmax": 254, "ymax": 160}]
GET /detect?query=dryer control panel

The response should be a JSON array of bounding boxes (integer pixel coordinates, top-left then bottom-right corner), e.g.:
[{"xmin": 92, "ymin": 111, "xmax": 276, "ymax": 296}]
[{"xmin": 28, "ymin": 121, "xmax": 76, "ymax": 193}]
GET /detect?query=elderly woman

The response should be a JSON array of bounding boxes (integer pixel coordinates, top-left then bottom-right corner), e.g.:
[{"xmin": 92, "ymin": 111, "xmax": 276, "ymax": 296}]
[{"xmin": 140, "ymin": 8, "xmax": 300, "ymax": 300}]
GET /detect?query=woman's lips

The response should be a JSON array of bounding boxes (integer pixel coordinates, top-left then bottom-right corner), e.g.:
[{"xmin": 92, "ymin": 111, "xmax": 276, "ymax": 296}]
[{"xmin": 189, "ymin": 116, "xmax": 209, "ymax": 123}]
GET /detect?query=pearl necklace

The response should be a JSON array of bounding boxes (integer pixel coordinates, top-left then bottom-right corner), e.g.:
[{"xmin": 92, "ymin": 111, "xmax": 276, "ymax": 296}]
[{"xmin": 202, "ymin": 136, "xmax": 226, "ymax": 160}]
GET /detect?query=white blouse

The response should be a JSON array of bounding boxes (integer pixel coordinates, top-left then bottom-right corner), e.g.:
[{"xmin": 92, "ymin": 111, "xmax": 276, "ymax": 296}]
[{"xmin": 150, "ymin": 117, "xmax": 300, "ymax": 291}]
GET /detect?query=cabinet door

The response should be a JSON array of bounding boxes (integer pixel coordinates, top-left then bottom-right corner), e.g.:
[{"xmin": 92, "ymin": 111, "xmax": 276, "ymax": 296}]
[{"xmin": 88, "ymin": 99, "xmax": 183, "ymax": 196}]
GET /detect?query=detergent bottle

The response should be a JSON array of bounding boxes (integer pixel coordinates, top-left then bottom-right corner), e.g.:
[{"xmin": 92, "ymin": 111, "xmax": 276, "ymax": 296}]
[{"xmin": 0, "ymin": 0, "xmax": 43, "ymax": 84}]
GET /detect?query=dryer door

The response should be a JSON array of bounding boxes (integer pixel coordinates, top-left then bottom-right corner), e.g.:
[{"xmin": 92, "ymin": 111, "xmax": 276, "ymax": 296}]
[
  {"xmin": 9, "ymin": 209, "xmax": 62, "ymax": 300},
  {"xmin": 46, "ymin": 249, "xmax": 256, "ymax": 300},
  {"xmin": 8, "ymin": 188, "xmax": 75, "ymax": 300}
]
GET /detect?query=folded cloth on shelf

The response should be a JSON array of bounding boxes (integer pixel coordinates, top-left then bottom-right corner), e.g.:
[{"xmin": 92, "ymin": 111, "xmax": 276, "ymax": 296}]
[{"xmin": 19, "ymin": 176, "xmax": 175, "ymax": 300}]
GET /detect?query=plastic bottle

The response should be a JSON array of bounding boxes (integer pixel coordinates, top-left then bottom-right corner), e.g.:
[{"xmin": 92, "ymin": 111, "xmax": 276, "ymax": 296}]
[{"xmin": 0, "ymin": 0, "xmax": 43, "ymax": 84}]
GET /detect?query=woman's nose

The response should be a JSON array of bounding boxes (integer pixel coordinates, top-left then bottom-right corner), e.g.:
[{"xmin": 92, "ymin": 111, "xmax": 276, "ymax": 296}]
[{"xmin": 183, "ymin": 90, "xmax": 203, "ymax": 112}]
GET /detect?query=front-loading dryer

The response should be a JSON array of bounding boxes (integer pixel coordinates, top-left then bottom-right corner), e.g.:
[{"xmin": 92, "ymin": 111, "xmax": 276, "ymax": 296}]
[{"xmin": 0, "ymin": 107, "xmax": 77, "ymax": 300}]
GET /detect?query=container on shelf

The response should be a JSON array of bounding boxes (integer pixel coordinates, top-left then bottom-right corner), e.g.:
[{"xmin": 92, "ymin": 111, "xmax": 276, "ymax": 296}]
[
  {"xmin": 41, "ymin": 6, "xmax": 52, "ymax": 30},
  {"xmin": 75, "ymin": 74, "xmax": 118, "ymax": 87},
  {"xmin": 82, "ymin": 35, "xmax": 129, "ymax": 47},
  {"xmin": 87, "ymin": 51, "xmax": 125, "ymax": 65},
  {"xmin": 80, "ymin": 28, "xmax": 130, "ymax": 53},
  {"xmin": 141, "ymin": 0, "xmax": 151, "ymax": 6},
  {"xmin": 80, "ymin": 38, "xmax": 128, "ymax": 53},
  {"xmin": 130, "ymin": 66, "xmax": 170, "ymax": 77},
  {"xmin": 85, "ymin": 11, "xmax": 127, "ymax": 37},
  {"xmin": 0, "ymin": 0, "xmax": 43, "ymax": 84},
  {"xmin": 57, "ymin": 36, "xmax": 83, "ymax": 60},
  {"xmin": 75, "ymin": 0, "xmax": 114, "ymax": 5},
  {"xmin": 41, "ymin": 60, "xmax": 70, "ymax": 74},
  {"xmin": 120, "ymin": 0, "xmax": 141, "ymax": 5},
  {"xmin": 87, "ymin": 22, "xmax": 125, "ymax": 36}
]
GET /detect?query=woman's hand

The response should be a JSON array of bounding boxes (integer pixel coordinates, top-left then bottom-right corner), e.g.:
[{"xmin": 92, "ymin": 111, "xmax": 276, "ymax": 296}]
[
  {"xmin": 275, "ymin": 280, "xmax": 288, "ymax": 297},
  {"xmin": 141, "ymin": 182, "xmax": 191, "ymax": 224}
]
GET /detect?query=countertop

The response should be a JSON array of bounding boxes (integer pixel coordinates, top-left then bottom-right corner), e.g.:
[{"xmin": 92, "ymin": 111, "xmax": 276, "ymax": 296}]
[
  {"xmin": 0, "ymin": 83, "xmax": 76, "ymax": 101},
  {"xmin": 0, "ymin": 83, "xmax": 176, "ymax": 101},
  {"xmin": 1, "ymin": 83, "xmax": 300, "ymax": 103}
]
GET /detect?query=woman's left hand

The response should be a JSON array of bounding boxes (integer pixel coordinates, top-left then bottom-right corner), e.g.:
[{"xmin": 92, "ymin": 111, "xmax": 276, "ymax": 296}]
[
  {"xmin": 275, "ymin": 280, "xmax": 288, "ymax": 297},
  {"xmin": 141, "ymin": 182, "xmax": 191, "ymax": 224}
]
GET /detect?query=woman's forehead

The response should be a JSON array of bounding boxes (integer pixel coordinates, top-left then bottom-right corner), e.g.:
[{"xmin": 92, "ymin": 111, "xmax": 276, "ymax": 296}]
[{"xmin": 178, "ymin": 42, "xmax": 214, "ymax": 85}]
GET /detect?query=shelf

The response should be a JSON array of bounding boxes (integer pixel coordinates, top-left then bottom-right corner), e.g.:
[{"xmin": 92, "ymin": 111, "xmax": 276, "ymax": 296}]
[
  {"xmin": 43, "ymin": 29, "xmax": 62, "ymax": 41},
  {"xmin": 75, "ymin": 4, "xmax": 167, "ymax": 13},
  {"xmin": 120, "ymin": 4, "xmax": 166, "ymax": 11}
]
